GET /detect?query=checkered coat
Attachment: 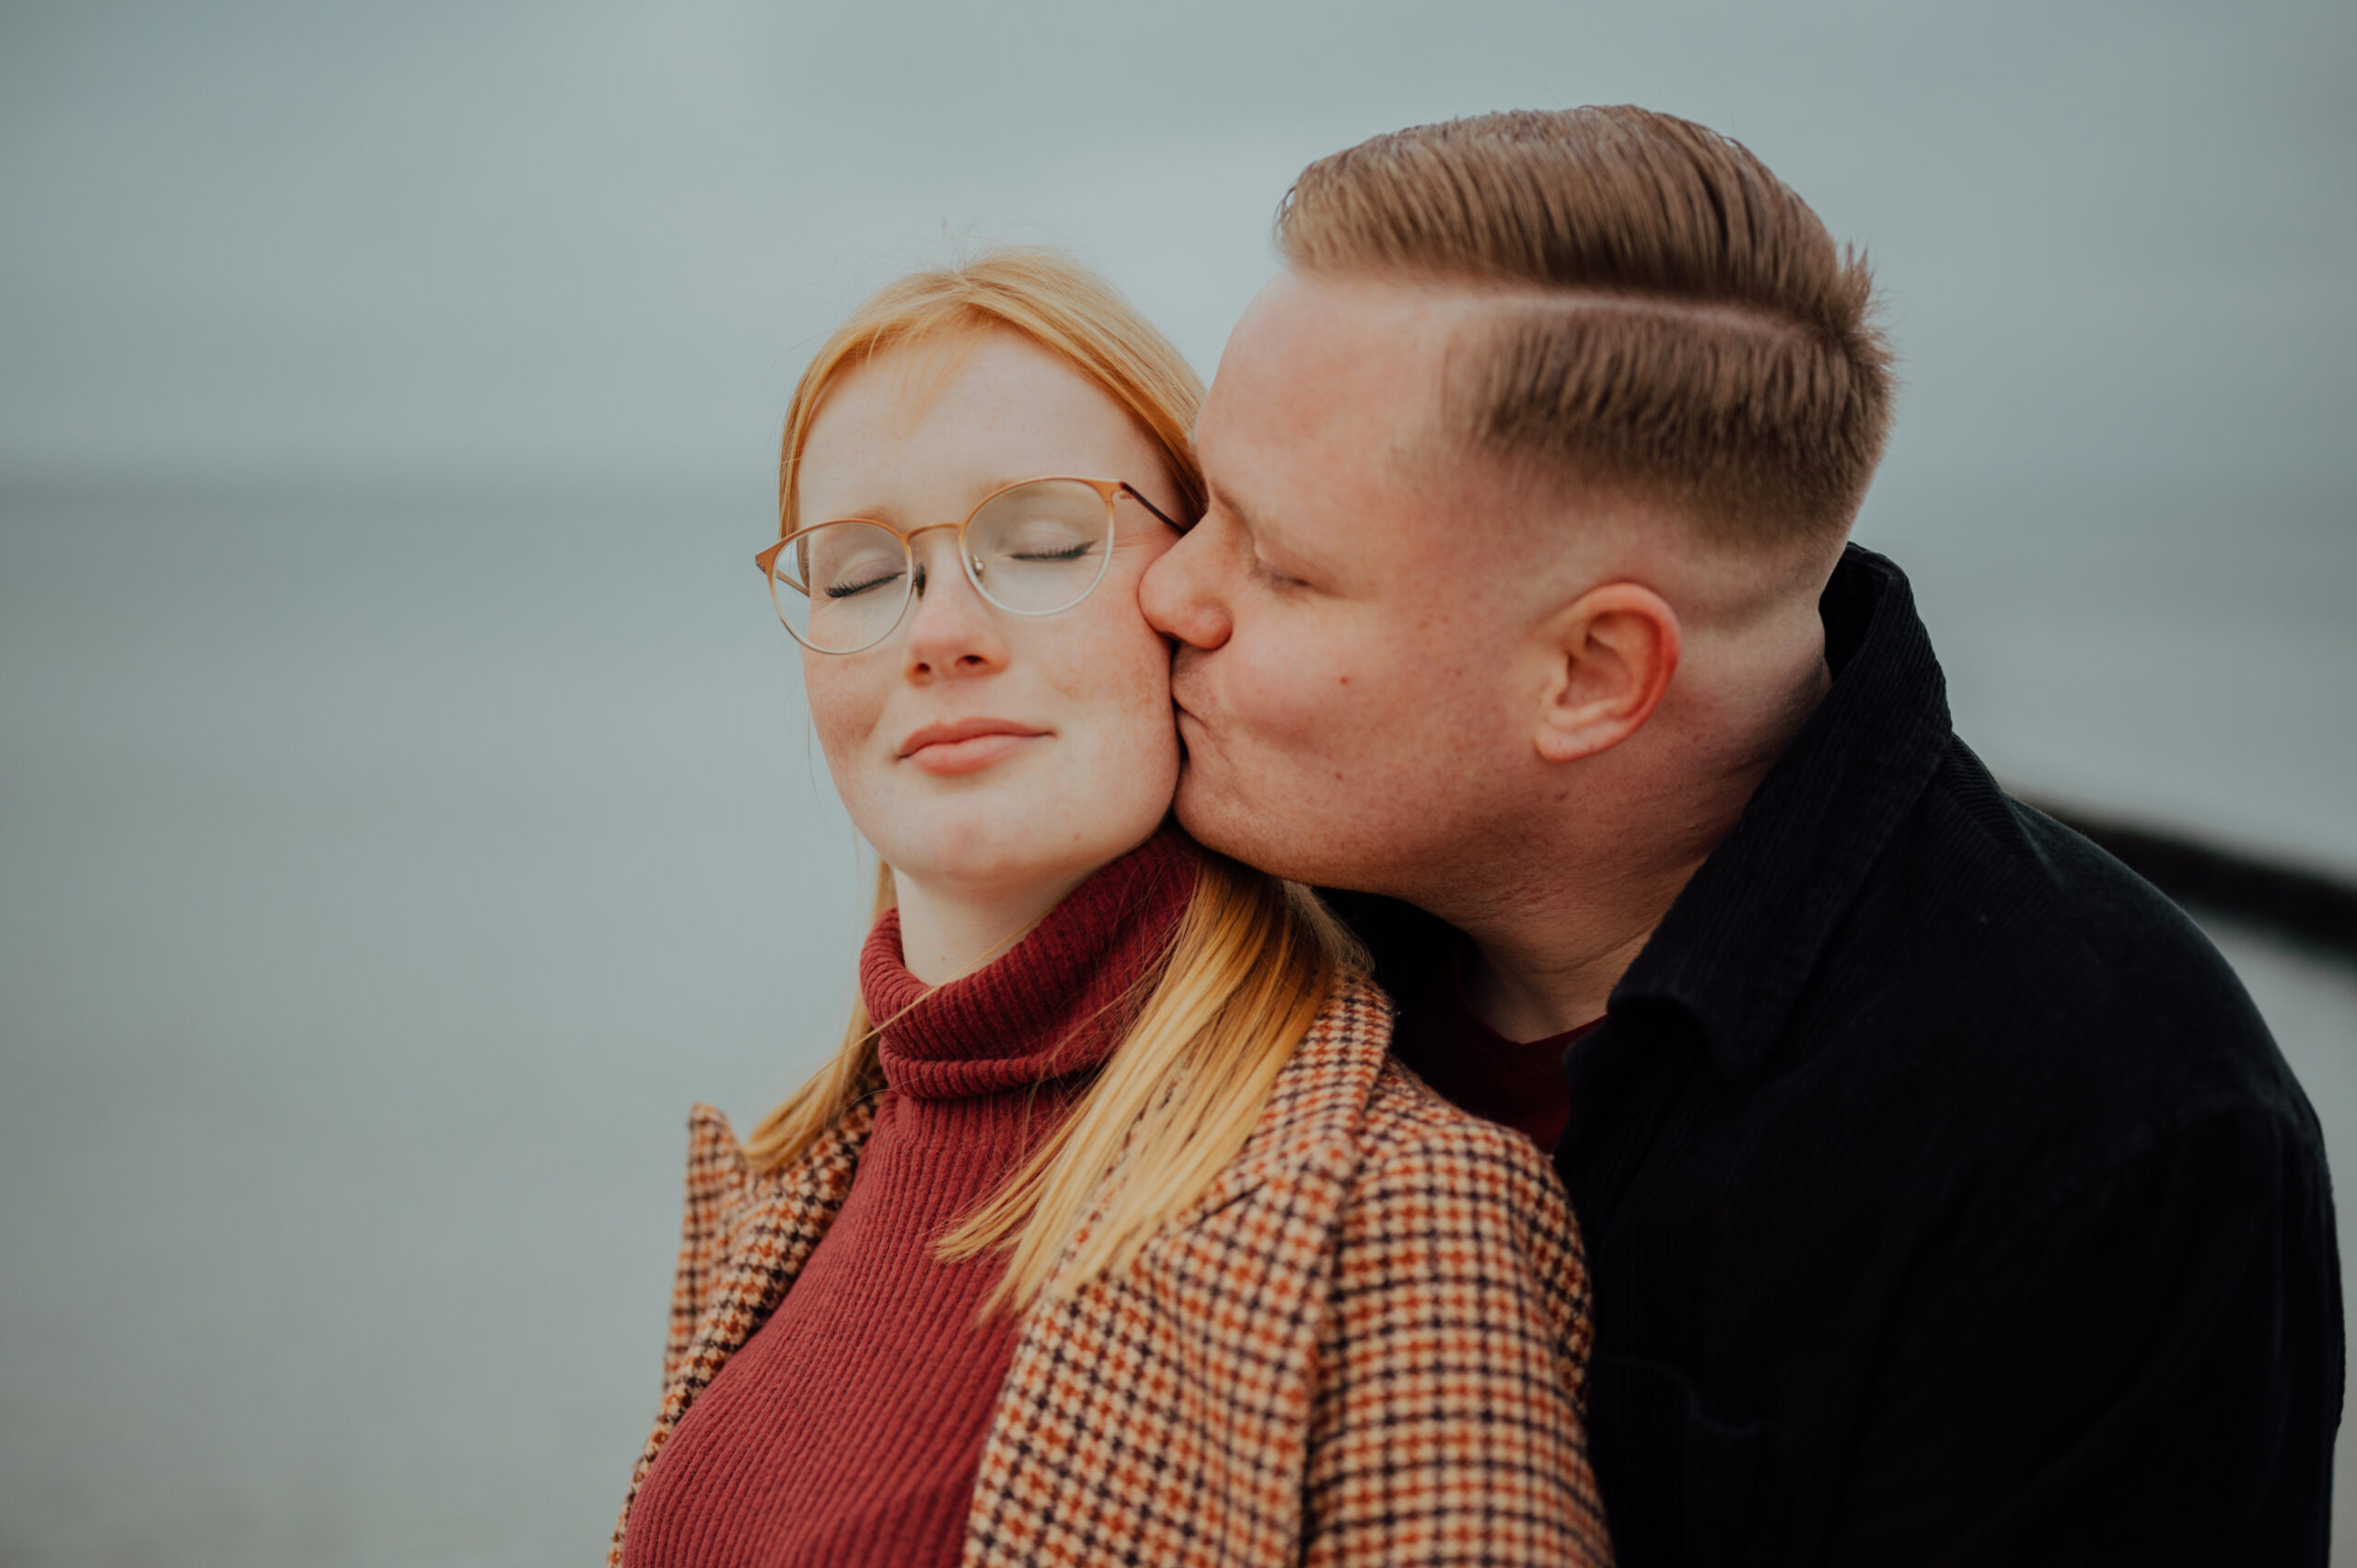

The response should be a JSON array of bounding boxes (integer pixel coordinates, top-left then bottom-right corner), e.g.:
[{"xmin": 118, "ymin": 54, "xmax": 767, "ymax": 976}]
[{"xmin": 610, "ymin": 978, "xmax": 1611, "ymax": 1565}]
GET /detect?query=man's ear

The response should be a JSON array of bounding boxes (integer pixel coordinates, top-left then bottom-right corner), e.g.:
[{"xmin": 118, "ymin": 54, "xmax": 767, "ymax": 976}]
[{"xmin": 1531, "ymin": 581, "xmax": 1681, "ymax": 763}]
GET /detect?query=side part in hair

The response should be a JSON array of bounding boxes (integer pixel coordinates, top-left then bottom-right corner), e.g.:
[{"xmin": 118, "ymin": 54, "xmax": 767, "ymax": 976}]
[{"xmin": 1277, "ymin": 106, "xmax": 1895, "ymax": 546}]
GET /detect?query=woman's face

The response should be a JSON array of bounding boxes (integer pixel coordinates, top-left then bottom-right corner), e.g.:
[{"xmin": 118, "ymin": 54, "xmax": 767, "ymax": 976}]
[{"xmin": 795, "ymin": 330, "xmax": 1186, "ymax": 905}]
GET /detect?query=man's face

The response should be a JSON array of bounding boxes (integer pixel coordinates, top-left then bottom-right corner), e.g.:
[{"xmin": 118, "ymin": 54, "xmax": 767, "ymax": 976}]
[{"xmin": 1139, "ymin": 271, "xmax": 1552, "ymax": 896}]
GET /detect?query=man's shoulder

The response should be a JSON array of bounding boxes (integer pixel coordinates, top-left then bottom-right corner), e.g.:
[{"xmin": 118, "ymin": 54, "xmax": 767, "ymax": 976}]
[{"xmin": 1805, "ymin": 738, "xmax": 2311, "ymax": 1152}]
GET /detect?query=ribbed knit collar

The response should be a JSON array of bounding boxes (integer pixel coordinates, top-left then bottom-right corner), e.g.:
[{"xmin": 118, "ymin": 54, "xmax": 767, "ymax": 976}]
[{"xmin": 861, "ymin": 829, "xmax": 1199, "ymax": 1102}]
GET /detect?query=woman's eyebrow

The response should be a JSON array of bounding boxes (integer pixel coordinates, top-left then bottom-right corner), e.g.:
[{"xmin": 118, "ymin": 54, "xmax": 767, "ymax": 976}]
[
  {"xmin": 972, "ymin": 476, "xmax": 1045, "ymax": 505},
  {"xmin": 802, "ymin": 494, "xmax": 898, "ymax": 526},
  {"xmin": 940, "ymin": 476, "xmax": 1066, "ymax": 517},
  {"xmin": 807, "ymin": 476, "xmax": 1037, "ymax": 529}
]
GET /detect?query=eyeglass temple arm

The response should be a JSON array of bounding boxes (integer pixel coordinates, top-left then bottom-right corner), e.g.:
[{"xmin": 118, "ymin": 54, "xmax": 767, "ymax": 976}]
[{"xmin": 1119, "ymin": 484, "xmax": 1190, "ymax": 534}]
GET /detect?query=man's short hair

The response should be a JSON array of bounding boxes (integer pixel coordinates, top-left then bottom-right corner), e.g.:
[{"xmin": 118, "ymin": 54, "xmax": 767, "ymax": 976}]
[{"xmin": 1277, "ymin": 107, "xmax": 1895, "ymax": 548}]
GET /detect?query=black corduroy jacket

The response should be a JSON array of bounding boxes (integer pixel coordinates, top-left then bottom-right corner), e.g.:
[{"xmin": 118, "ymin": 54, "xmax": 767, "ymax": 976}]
[{"xmin": 1341, "ymin": 545, "xmax": 2342, "ymax": 1567}]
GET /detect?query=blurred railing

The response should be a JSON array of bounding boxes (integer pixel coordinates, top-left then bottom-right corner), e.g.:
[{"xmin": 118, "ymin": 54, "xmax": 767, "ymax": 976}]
[{"xmin": 2030, "ymin": 800, "xmax": 2357, "ymax": 961}]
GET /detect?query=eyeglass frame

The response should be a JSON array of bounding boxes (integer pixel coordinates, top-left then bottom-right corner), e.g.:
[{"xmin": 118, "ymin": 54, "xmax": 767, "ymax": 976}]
[{"xmin": 754, "ymin": 475, "xmax": 1190, "ymax": 655}]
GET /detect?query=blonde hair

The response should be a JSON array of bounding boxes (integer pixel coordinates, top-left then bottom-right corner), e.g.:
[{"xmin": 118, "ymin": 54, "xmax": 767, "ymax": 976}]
[
  {"xmin": 777, "ymin": 247, "xmax": 1207, "ymax": 539},
  {"xmin": 744, "ymin": 248, "xmax": 1361, "ymax": 1310}
]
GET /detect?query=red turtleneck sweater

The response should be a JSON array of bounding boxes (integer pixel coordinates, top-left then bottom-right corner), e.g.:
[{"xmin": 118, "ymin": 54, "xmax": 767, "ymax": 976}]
[{"xmin": 623, "ymin": 832, "xmax": 1196, "ymax": 1568}]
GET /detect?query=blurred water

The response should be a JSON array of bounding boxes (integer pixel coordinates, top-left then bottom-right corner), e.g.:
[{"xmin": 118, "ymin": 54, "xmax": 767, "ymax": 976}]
[
  {"xmin": 0, "ymin": 481, "xmax": 866, "ymax": 1567},
  {"xmin": 1859, "ymin": 474, "xmax": 2357, "ymax": 877},
  {"xmin": 1, "ymin": 480, "xmax": 2351, "ymax": 1565}
]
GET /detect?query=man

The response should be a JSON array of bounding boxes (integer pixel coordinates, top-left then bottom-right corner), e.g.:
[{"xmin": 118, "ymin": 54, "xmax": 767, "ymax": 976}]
[{"xmin": 1141, "ymin": 107, "xmax": 2340, "ymax": 1563}]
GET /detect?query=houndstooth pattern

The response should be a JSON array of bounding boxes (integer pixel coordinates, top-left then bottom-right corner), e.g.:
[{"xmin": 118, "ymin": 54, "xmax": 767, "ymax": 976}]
[
  {"xmin": 610, "ymin": 978, "xmax": 1609, "ymax": 1567},
  {"xmin": 1300, "ymin": 1062, "xmax": 1605, "ymax": 1563}
]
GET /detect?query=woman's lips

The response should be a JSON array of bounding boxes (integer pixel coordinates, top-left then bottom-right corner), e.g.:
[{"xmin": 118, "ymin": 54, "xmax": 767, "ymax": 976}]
[{"xmin": 898, "ymin": 720, "xmax": 1049, "ymax": 777}]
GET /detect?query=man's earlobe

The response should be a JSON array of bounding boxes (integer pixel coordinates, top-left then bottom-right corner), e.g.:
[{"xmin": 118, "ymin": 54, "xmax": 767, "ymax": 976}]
[{"xmin": 1533, "ymin": 582, "xmax": 1681, "ymax": 764}]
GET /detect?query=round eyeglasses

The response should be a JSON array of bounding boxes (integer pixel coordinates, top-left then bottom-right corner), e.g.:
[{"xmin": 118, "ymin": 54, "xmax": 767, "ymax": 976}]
[{"xmin": 755, "ymin": 476, "xmax": 1187, "ymax": 655}]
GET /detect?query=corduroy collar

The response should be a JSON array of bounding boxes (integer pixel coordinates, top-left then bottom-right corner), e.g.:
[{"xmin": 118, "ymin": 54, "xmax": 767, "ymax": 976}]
[
  {"xmin": 860, "ymin": 829, "xmax": 1199, "ymax": 1101},
  {"xmin": 1607, "ymin": 545, "xmax": 1955, "ymax": 1081}
]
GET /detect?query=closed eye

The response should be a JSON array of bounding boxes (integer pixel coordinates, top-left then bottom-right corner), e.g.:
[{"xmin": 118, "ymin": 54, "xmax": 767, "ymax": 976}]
[
  {"xmin": 1251, "ymin": 555, "xmax": 1309, "ymax": 591},
  {"xmin": 825, "ymin": 567, "xmax": 905, "ymax": 599},
  {"xmin": 1010, "ymin": 541, "xmax": 1096, "ymax": 563}
]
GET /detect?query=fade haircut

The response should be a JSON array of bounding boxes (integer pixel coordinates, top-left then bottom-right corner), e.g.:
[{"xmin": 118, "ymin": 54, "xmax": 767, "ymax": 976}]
[{"xmin": 1276, "ymin": 107, "xmax": 1895, "ymax": 548}]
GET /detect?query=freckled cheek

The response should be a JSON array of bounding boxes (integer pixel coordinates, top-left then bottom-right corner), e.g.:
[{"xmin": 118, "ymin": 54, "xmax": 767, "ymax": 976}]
[
  {"xmin": 800, "ymin": 659, "xmax": 887, "ymax": 787},
  {"xmin": 1051, "ymin": 620, "xmax": 1177, "ymax": 766}
]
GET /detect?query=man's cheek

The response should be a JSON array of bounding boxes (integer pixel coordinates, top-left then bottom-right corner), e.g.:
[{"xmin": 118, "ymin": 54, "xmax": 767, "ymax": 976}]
[{"xmin": 1239, "ymin": 661, "xmax": 1362, "ymax": 754}]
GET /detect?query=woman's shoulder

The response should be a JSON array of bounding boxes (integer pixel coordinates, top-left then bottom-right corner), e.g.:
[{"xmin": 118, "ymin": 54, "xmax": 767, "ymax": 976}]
[
  {"xmin": 1292, "ymin": 983, "xmax": 1596, "ymax": 1412},
  {"xmin": 1352, "ymin": 1056, "xmax": 1578, "ymax": 1255},
  {"xmin": 675, "ymin": 1098, "xmax": 877, "ymax": 1229},
  {"xmin": 681, "ymin": 1103, "xmax": 748, "ymax": 1190},
  {"xmin": 1260, "ymin": 976, "xmax": 1571, "ymax": 1208},
  {"xmin": 1360, "ymin": 1055, "xmax": 1562, "ymax": 1179}
]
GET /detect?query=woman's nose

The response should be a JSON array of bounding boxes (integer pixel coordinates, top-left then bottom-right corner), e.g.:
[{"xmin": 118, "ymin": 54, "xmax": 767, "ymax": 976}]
[{"xmin": 900, "ymin": 533, "xmax": 1010, "ymax": 680}]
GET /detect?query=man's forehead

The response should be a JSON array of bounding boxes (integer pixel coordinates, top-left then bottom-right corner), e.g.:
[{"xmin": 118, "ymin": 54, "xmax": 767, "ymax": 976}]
[
  {"xmin": 1204, "ymin": 271, "xmax": 1463, "ymax": 456},
  {"xmin": 1235, "ymin": 269, "xmax": 1474, "ymax": 364}
]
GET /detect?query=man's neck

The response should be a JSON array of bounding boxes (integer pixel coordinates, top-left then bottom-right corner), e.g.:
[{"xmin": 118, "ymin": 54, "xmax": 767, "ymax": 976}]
[
  {"xmin": 1441, "ymin": 658, "xmax": 1830, "ymax": 1043},
  {"xmin": 1447, "ymin": 846, "xmax": 1706, "ymax": 1040}
]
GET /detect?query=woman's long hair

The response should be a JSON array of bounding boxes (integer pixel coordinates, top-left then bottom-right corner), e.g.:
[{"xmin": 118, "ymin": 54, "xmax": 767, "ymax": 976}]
[{"xmin": 741, "ymin": 249, "xmax": 1364, "ymax": 1311}]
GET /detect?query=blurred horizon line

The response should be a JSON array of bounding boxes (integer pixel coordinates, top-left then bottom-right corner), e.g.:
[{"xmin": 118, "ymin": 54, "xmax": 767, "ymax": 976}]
[{"xmin": 5, "ymin": 456, "xmax": 2351, "ymax": 508}]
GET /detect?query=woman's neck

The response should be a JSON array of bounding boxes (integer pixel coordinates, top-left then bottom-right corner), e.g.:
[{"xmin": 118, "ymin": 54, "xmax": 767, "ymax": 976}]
[{"xmin": 890, "ymin": 865, "xmax": 1097, "ymax": 984}]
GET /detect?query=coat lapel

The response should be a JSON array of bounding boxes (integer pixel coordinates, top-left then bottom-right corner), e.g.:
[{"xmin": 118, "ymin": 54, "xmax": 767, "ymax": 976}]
[
  {"xmin": 609, "ymin": 1098, "xmax": 876, "ymax": 1566},
  {"xmin": 670, "ymin": 1100, "xmax": 874, "ymax": 1408}
]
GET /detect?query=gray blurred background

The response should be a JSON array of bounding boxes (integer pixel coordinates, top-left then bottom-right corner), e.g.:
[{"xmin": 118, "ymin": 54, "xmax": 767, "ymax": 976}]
[{"xmin": 2, "ymin": 1, "xmax": 2351, "ymax": 1563}]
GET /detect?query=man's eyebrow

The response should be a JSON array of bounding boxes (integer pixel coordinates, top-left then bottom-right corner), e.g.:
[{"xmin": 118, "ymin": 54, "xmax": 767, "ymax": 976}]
[
  {"xmin": 1208, "ymin": 479, "xmax": 1273, "ymax": 539},
  {"xmin": 1207, "ymin": 479, "xmax": 1345, "ymax": 574}
]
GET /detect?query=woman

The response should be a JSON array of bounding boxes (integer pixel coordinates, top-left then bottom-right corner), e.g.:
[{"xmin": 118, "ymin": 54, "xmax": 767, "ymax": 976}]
[{"xmin": 610, "ymin": 250, "xmax": 1608, "ymax": 1567}]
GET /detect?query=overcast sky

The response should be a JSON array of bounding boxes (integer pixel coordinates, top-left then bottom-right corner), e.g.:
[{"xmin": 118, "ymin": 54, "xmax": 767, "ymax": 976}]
[
  {"xmin": 3, "ymin": 0, "xmax": 2350, "ymax": 497},
  {"xmin": 5, "ymin": 0, "xmax": 2352, "ymax": 866}
]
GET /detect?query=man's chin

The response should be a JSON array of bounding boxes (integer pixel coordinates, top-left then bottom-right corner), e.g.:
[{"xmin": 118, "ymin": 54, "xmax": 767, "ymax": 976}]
[
  {"xmin": 1173, "ymin": 765, "xmax": 1310, "ymax": 883},
  {"xmin": 1170, "ymin": 763, "xmax": 1245, "ymax": 856}
]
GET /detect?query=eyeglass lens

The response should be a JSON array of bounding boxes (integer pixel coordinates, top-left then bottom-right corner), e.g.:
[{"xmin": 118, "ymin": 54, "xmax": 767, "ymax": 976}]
[{"xmin": 769, "ymin": 479, "xmax": 1115, "ymax": 653}]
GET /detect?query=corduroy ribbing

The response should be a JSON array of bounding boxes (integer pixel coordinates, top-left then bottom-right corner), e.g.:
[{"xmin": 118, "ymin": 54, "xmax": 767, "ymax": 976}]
[{"xmin": 622, "ymin": 830, "xmax": 1196, "ymax": 1568}]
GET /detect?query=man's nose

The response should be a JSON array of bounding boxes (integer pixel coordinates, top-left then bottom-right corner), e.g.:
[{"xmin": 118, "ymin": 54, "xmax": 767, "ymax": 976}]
[
  {"xmin": 901, "ymin": 533, "xmax": 1009, "ymax": 679},
  {"xmin": 1139, "ymin": 524, "xmax": 1233, "ymax": 651}
]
